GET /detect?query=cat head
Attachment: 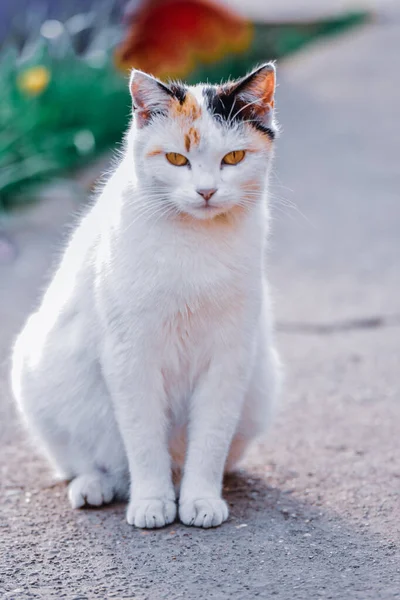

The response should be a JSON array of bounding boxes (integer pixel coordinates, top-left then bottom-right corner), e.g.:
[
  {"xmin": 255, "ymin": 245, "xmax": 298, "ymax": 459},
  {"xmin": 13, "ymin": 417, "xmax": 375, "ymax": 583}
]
[{"xmin": 128, "ymin": 64, "xmax": 277, "ymax": 221}]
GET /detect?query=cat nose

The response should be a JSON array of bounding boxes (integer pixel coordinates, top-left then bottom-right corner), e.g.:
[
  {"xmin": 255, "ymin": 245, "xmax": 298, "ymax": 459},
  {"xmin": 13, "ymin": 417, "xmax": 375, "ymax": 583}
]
[{"xmin": 196, "ymin": 188, "xmax": 217, "ymax": 203}]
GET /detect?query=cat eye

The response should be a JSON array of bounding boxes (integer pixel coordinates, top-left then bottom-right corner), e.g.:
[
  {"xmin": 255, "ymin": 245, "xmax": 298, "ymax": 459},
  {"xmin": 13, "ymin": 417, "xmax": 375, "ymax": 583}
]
[
  {"xmin": 222, "ymin": 150, "xmax": 246, "ymax": 166},
  {"xmin": 166, "ymin": 152, "xmax": 189, "ymax": 167}
]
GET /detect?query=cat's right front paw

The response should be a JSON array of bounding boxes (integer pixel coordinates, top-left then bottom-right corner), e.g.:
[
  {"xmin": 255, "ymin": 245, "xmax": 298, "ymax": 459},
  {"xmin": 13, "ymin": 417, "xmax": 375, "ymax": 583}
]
[{"xmin": 127, "ymin": 497, "xmax": 177, "ymax": 528}]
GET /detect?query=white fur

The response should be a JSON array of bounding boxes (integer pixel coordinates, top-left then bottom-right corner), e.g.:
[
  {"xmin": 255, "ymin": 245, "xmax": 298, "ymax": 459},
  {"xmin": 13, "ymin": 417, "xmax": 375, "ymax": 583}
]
[{"xmin": 11, "ymin": 71, "xmax": 281, "ymax": 529}]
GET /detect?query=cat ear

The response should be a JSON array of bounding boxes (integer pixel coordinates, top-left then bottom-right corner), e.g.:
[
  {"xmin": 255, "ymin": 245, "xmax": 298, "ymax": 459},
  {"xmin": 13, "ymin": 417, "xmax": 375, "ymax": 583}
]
[
  {"xmin": 129, "ymin": 70, "xmax": 186, "ymax": 128},
  {"xmin": 231, "ymin": 63, "xmax": 276, "ymax": 117},
  {"xmin": 204, "ymin": 63, "xmax": 277, "ymax": 138}
]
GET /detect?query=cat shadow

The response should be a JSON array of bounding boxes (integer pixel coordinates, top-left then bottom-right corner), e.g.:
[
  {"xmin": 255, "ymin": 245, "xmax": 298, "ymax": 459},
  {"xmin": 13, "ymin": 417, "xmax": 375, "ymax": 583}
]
[
  {"xmin": 75, "ymin": 469, "xmax": 301, "ymax": 522},
  {"xmin": 5, "ymin": 455, "xmax": 396, "ymax": 599},
  {"xmin": 73, "ymin": 467, "xmax": 395, "ymax": 597},
  {"xmin": 223, "ymin": 469, "xmax": 296, "ymax": 522}
]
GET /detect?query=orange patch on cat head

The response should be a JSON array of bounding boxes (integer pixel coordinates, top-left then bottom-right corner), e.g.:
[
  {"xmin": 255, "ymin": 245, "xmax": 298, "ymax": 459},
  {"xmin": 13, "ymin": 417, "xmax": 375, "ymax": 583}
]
[
  {"xmin": 184, "ymin": 127, "xmax": 201, "ymax": 151},
  {"xmin": 146, "ymin": 147, "xmax": 163, "ymax": 158},
  {"xmin": 171, "ymin": 91, "xmax": 201, "ymax": 120},
  {"xmin": 176, "ymin": 204, "xmax": 246, "ymax": 230}
]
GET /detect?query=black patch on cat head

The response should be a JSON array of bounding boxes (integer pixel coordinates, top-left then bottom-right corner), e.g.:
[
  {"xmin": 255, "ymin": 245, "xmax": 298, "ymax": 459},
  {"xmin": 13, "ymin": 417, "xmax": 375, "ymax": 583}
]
[
  {"xmin": 202, "ymin": 72, "xmax": 275, "ymax": 141},
  {"xmin": 169, "ymin": 83, "xmax": 187, "ymax": 105},
  {"xmin": 203, "ymin": 86, "xmax": 236, "ymax": 123},
  {"xmin": 133, "ymin": 79, "xmax": 187, "ymax": 127},
  {"xmin": 252, "ymin": 123, "xmax": 275, "ymax": 140},
  {"xmin": 158, "ymin": 81, "xmax": 187, "ymax": 105},
  {"xmin": 203, "ymin": 85, "xmax": 275, "ymax": 141}
]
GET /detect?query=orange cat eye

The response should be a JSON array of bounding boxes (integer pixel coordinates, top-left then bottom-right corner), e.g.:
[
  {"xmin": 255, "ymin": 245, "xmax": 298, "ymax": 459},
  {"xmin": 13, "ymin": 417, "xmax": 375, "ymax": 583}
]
[
  {"xmin": 222, "ymin": 150, "xmax": 246, "ymax": 165},
  {"xmin": 166, "ymin": 152, "xmax": 189, "ymax": 166}
]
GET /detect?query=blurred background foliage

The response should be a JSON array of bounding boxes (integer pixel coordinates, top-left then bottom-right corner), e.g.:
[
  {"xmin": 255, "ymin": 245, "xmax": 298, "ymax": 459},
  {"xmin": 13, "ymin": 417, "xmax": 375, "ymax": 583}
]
[{"xmin": 0, "ymin": 0, "xmax": 368, "ymax": 209}]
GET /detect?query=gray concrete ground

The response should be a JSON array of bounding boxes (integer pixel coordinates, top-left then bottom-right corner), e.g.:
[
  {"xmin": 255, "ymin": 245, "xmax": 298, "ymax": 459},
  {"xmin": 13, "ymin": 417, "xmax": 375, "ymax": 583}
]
[{"xmin": 1, "ymin": 15, "xmax": 399, "ymax": 600}]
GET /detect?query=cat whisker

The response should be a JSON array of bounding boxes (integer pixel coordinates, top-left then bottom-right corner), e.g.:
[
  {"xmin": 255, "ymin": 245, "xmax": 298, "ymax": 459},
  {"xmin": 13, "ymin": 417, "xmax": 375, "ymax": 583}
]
[
  {"xmin": 268, "ymin": 192, "xmax": 314, "ymax": 227},
  {"xmin": 230, "ymin": 97, "xmax": 263, "ymax": 124},
  {"xmin": 227, "ymin": 97, "xmax": 238, "ymax": 123},
  {"xmin": 122, "ymin": 201, "xmax": 174, "ymax": 234}
]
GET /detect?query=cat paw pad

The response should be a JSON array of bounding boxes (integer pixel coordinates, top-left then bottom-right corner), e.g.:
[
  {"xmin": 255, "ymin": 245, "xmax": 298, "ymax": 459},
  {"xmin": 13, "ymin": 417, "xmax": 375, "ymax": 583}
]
[{"xmin": 179, "ymin": 497, "xmax": 229, "ymax": 528}]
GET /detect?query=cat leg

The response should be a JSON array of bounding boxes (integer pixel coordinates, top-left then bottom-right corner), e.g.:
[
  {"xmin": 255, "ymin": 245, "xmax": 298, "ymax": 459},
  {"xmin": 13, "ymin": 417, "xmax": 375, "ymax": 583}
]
[
  {"xmin": 179, "ymin": 339, "xmax": 254, "ymax": 528},
  {"xmin": 101, "ymin": 336, "xmax": 176, "ymax": 529},
  {"xmin": 62, "ymin": 376, "xmax": 129, "ymax": 509},
  {"xmin": 12, "ymin": 334, "xmax": 129, "ymax": 507}
]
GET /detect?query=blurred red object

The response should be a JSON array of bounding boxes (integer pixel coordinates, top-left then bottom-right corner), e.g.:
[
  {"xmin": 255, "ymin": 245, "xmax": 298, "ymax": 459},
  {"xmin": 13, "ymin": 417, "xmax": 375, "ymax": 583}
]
[{"xmin": 115, "ymin": 0, "xmax": 252, "ymax": 79}]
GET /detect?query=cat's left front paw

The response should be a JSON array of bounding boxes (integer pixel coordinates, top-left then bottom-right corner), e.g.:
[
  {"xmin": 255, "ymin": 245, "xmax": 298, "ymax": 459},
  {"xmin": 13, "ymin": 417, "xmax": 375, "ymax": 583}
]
[
  {"xmin": 179, "ymin": 497, "xmax": 229, "ymax": 528},
  {"xmin": 127, "ymin": 497, "xmax": 177, "ymax": 528}
]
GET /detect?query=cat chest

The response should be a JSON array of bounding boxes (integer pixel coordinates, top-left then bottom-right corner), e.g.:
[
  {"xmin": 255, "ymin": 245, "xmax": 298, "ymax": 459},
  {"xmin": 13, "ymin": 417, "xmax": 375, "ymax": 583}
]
[
  {"xmin": 159, "ymin": 302, "xmax": 214, "ymax": 398},
  {"xmin": 156, "ymin": 293, "xmax": 237, "ymax": 410}
]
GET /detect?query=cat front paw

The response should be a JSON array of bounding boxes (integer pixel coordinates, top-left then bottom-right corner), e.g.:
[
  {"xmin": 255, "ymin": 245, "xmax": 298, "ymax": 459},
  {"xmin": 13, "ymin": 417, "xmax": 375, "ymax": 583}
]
[
  {"xmin": 127, "ymin": 497, "xmax": 177, "ymax": 528},
  {"xmin": 179, "ymin": 497, "xmax": 229, "ymax": 528}
]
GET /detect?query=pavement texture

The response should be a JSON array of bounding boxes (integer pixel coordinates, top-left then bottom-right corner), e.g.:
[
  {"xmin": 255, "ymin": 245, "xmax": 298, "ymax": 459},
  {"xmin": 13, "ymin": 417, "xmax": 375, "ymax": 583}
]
[{"xmin": 1, "ymin": 15, "xmax": 399, "ymax": 600}]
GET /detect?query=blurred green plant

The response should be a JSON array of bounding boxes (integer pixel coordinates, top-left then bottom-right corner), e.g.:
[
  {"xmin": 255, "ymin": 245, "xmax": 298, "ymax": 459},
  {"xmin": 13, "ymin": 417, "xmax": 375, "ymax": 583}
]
[
  {"xmin": 0, "ymin": 5, "xmax": 368, "ymax": 210},
  {"xmin": 0, "ymin": 9, "xmax": 129, "ymax": 209}
]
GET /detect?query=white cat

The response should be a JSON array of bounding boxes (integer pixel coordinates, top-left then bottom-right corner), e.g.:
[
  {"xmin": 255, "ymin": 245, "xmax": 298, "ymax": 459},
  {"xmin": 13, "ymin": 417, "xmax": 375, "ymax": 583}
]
[{"xmin": 11, "ymin": 64, "xmax": 281, "ymax": 528}]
